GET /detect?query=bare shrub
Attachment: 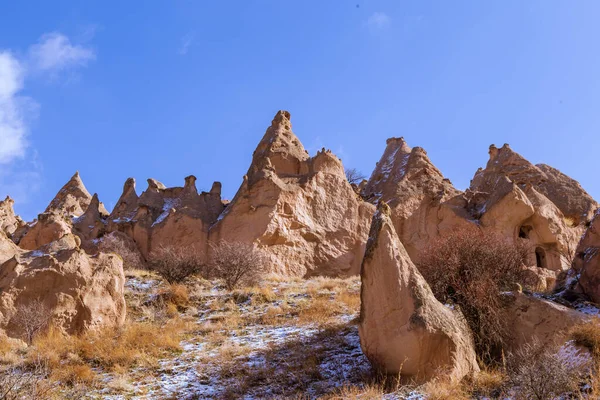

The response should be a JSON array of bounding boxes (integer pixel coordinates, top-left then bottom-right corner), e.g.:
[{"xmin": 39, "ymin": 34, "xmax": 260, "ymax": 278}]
[
  {"xmin": 149, "ymin": 246, "xmax": 205, "ymax": 283},
  {"xmin": 98, "ymin": 232, "xmax": 145, "ymax": 270},
  {"xmin": 209, "ymin": 241, "xmax": 265, "ymax": 290},
  {"xmin": 0, "ymin": 359, "xmax": 55, "ymax": 400},
  {"xmin": 417, "ymin": 226, "xmax": 530, "ymax": 361},
  {"xmin": 11, "ymin": 300, "xmax": 51, "ymax": 344},
  {"xmin": 506, "ymin": 341, "xmax": 590, "ymax": 400},
  {"xmin": 345, "ymin": 168, "xmax": 366, "ymax": 186}
]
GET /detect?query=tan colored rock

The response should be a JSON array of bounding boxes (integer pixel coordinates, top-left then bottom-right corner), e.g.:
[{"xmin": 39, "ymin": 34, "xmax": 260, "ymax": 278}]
[
  {"xmin": 536, "ymin": 164, "xmax": 597, "ymax": 226},
  {"xmin": 107, "ymin": 175, "xmax": 225, "ymax": 260},
  {"xmin": 18, "ymin": 213, "xmax": 72, "ymax": 250},
  {"xmin": 574, "ymin": 211, "xmax": 600, "ymax": 303},
  {"xmin": 73, "ymin": 193, "xmax": 107, "ymax": 246},
  {"xmin": 503, "ymin": 291, "xmax": 588, "ymax": 351},
  {"xmin": 45, "ymin": 172, "xmax": 107, "ymax": 217},
  {"xmin": 0, "ymin": 237, "xmax": 126, "ymax": 337},
  {"xmin": 359, "ymin": 202, "xmax": 479, "ymax": 383},
  {"xmin": 210, "ymin": 111, "xmax": 374, "ymax": 277},
  {"xmin": 0, "ymin": 231, "xmax": 20, "ymax": 265},
  {"xmin": 0, "ymin": 196, "xmax": 25, "ymax": 237},
  {"xmin": 362, "ymin": 137, "xmax": 471, "ymax": 262},
  {"xmin": 468, "ymin": 144, "xmax": 587, "ymax": 272}
]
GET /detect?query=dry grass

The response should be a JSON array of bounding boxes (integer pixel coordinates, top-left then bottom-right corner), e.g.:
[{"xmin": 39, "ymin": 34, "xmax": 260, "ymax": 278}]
[
  {"xmin": 469, "ymin": 368, "xmax": 507, "ymax": 397},
  {"xmin": 158, "ymin": 283, "xmax": 190, "ymax": 308},
  {"xmin": 29, "ymin": 319, "xmax": 188, "ymax": 374},
  {"xmin": 51, "ymin": 363, "xmax": 95, "ymax": 386},
  {"xmin": 570, "ymin": 321, "xmax": 600, "ymax": 362},
  {"xmin": 422, "ymin": 379, "xmax": 470, "ymax": 400},
  {"xmin": 297, "ymin": 297, "xmax": 345, "ymax": 325},
  {"xmin": 318, "ymin": 383, "xmax": 385, "ymax": 399}
]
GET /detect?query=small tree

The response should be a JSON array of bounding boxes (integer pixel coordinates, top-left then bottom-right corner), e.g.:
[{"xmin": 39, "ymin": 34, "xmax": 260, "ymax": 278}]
[
  {"xmin": 11, "ymin": 300, "xmax": 51, "ymax": 344},
  {"xmin": 345, "ymin": 168, "xmax": 367, "ymax": 186},
  {"xmin": 209, "ymin": 241, "xmax": 265, "ymax": 290},
  {"xmin": 149, "ymin": 246, "xmax": 205, "ymax": 283},
  {"xmin": 417, "ymin": 226, "xmax": 530, "ymax": 361},
  {"xmin": 98, "ymin": 232, "xmax": 145, "ymax": 270}
]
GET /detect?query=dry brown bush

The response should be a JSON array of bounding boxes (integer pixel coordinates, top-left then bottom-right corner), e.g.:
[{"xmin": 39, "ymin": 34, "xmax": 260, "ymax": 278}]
[
  {"xmin": 209, "ymin": 241, "xmax": 266, "ymax": 290},
  {"xmin": 417, "ymin": 226, "xmax": 529, "ymax": 361},
  {"xmin": 506, "ymin": 340, "xmax": 589, "ymax": 400},
  {"xmin": 98, "ymin": 232, "xmax": 145, "ymax": 270},
  {"xmin": 10, "ymin": 300, "xmax": 51, "ymax": 344},
  {"xmin": 149, "ymin": 246, "xmax": 205, "ymax": 283}
]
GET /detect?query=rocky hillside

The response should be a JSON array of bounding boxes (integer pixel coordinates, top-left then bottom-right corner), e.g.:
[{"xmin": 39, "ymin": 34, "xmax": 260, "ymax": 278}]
[{"xmin": 2, "ymin": 110, "xmax": 600, "ymax": 399}]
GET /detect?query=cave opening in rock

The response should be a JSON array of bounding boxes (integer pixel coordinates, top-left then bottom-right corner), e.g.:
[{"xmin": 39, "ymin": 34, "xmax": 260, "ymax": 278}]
[
  {"xmin": 535, "ymin": 247, "xmax": 547, "ymax": 269},
  {"xmin": 519, "ymin": 225, "xmax": 532, "ymax": 239}
]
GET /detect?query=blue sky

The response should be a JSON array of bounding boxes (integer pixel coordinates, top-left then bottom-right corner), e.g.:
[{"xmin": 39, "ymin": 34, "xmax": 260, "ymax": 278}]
[{"xmin": 1, "ymin": 1, "xmax": 600, "ymax": 220}]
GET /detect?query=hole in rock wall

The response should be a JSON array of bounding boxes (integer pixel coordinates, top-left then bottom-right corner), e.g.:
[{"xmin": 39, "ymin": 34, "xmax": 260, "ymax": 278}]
[
  {"xmin": 519, "ymin": 225, "xmax": 532, "ymax": 239},
  {"xmin": 535, "ymin": 247, "xmax": 547, "ymax": 269}
]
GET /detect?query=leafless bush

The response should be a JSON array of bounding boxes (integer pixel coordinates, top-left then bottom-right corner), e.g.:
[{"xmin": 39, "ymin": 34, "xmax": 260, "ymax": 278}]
[
  {"xmin": 149, "ymin": 246, "xmax": 205, "ymax": 283},
  {"xmin": 506, "ymin": 341, "xmax": 590, "ymax": 400},
  {"xmin": 98, "ymin": 232, "xmax": 145, "ymax": 270},
  {"xmin": 417, "ymin": 226, "xmax": 530, "ymax": 362},
  {"xmin": 10, "ymin": 300, "xmax": 51, "ymax": 344},
  {"xmin": 0, "ymin": 359, "xmax": 55, "ymax": 400},
  {"xmin": 209, "ymin": 241, "xmax": 266, "ymax": 290},
  {"xmin": 345, "ymin": 168, "xmax": 367, "ymax": 186}
]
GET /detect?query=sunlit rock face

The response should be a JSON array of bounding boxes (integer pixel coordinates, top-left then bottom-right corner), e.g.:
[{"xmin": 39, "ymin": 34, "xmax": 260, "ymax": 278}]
[
  {"xmin": 209, "ymin": 110, "xmax": 374, "ymax": 277},
  {"xmin": 359, "ymin": 202, "xmax": 479, "ymax": 383}
]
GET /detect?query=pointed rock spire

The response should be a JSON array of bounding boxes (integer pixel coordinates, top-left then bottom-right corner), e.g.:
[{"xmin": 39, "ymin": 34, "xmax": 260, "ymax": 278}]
[
  {"xmin": 45, "ymin": 171, "xmax": 93, "ymax": 217},
  {"xmin": 359, "ymin": 202, "xmax": 479, "ymax": 382},
  {"xmin": 247, "ymin": 110, "xmax": 309, "ymax": 184},
  {"xmin": 470, "ymin": 144, "xmax": 545, "ymax": 192},
  {"xmin": 109, "ymin": 178, "xmax": 139, "ymax": 222},
  {"xmin": 363, "ymin": 137, "xmax": 458, "ymax": 205}
]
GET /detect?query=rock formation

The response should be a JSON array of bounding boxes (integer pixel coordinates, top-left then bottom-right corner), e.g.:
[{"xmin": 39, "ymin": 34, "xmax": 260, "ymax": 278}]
[
  {"xmin": 45, "ymin": 171, "xmax": 107, "ymax": 217},
  {"xmin": 0, "ymin": 196, "xmax": 25, "ymax": 237},
  {"xmin": 210, "ymin": 110, "xmax": 374, "ymax": 277},
  {"xmin": 108, "ymin": 176, "xmax": 225, "ymax": 259},
  {"xmin": 362, "ymin": 137, "xmax": 473, "ymax": 263},
  {"xmin": 0, "ymin": 232, "xmax": 126, "ymax": 338},
  {"xmin": 359, "ymin": 202, "xmax": 479, "ymax": 383},
  {"xmin": 468, "ymin": 144, "xmax": 593, "ymax": 274},
  {"xmin": 503, "ymin": 291, "xmax": 589, "ymax": 351},
  {"xmin": 18, "ymin": 212, "xmax": 72, "ymax": 250},
  {"xmin": 363, "ymin": 139, "xmax": 596, "ymax": 288},
  {"xmin": 573, "ymin": 210, "xmax": 600, "ymax": 303}
]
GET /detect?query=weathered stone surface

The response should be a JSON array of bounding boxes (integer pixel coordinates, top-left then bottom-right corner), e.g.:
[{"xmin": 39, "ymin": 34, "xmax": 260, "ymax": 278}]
[
  {"xmin": 107, "ymin": 175, "xmax": 225, "ymax": 259},
  {"xmin": 0, "ymin": 196, "xmax": 25, "ymax": 237},
  {"xmin": 45, "ymin": 172, "xmax": 107, "ymax": 217},
  {"xmin": 359, "ymin": 202, "xmax": 479, "ymax": 383},
  {"xmin": 0, "ymin": 236, "xmax": 126, "ymax": 337},
  {"xmin": 503, "ymin": 291, "xmax": 589, "ymax": 351},
  {"xmin": 574, "ymin": 211, "xmax": 600, "ymax": 303},
  {"xmin": 362, "ymin": 137, "xmax": 473, "ymax": 263},
  {"xmin": 468, "ymin": 144, "xmax": 589, "ymax": 272},
  {"xmin": 18, "ymin": 213, "xmax": 72, "ymax": 250},
  {"xmin": 210, "ymin": 111, "xmax": 374, "ymax": 277}
]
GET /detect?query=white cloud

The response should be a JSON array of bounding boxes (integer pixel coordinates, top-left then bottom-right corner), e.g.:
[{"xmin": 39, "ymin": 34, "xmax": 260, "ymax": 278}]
[
  {"xmin": 0, "ymin": 32, "xmax": 95, "ymax": 206},
  {"xmin": 29, "ymin": 32, "xmax": 95, "ymax": 72},
  {"xmin": 367, "ymin": 12, "xmax": 391, "ymax": 30},
  {"xmin": 0, "ymin": 51, "xmax": 28, "ymax": 164},
  {"xmin": 178, "ymin": 31, "xmax": 195, "ymax": 56}
]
